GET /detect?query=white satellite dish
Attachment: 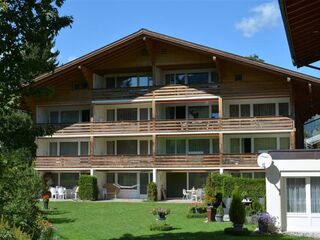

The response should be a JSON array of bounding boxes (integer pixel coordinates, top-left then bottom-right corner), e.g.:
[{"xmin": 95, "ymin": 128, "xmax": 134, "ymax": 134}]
[{"xmin": 257, "ymin": 153, "xmax": 273, "ymax": 169}]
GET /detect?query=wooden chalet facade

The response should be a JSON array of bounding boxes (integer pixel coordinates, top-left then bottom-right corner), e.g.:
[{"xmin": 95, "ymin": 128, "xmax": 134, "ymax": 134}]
[{"xmin": 24, "ymin": 29, "xmax": 320, "ymax": 199}]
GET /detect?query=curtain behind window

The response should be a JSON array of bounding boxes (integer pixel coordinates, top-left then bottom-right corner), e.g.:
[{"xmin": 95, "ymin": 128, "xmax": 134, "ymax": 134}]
[
  {"xmin": 311, "ymin": 177, "xmax": 320, "ymax": 213},
  {"xmin": 60, "ymin": 142, "xmax": 78, "ymax": 156},
  {"xmin": 287, "ymin": 178, "xmax": 306, "ymax": 213},
  {"xmin": 117, "ymin": 108, "xmax": 137, "ymax": 121},
  {"xmin": 118, "ymin": 173, "xmax": 137, "ymax": 188},
  {"xmin": 253, "ymin": 104, "xmax": 276, "ymax": 116},
  {"xmin": 61, "ymin": 111, "xmax": 79, "ymax": 123},
  {"xmin": 230, "ymin": 138, "xmax": 240, "ymax": 153},
  {"xmin": 189, "ymin": 139, "xmax": 209, "ymax": 154},
  {"xmin": 254, "ymin": 138, "xmax": 277, "ymax": 152},
  {"xmin": 117, "ymin": 140, "xmax": 137, "ymax": 154}
]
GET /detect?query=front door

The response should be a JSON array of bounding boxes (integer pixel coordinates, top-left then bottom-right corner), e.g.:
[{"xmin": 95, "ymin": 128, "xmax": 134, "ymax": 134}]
[{"xmin": 166, "ymin": 172, "xmax": 187, "ymax": 198}]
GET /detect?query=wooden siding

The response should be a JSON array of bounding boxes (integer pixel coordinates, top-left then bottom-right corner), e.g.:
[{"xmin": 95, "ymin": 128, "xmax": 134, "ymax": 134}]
[
  {"xmin": 35, "ymin": 153, "xmax": 258, "ymax": 169},
  {"xmin": 42, "ymin": 116, "xmax": 294, "ymax": 136}
]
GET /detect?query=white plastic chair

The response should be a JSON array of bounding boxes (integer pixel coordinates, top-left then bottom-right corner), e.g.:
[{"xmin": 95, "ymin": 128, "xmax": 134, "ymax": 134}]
[
  {"xmin": 182, "ymin": 189, "xmax": 189, "ymax": 199},
  {"xmin": 58, "ymin": 187, "xmax": 66, "ymax": 199},
  {"xmin": 50, "ymin": 187, "xmax": 58, "ymax": 199}
]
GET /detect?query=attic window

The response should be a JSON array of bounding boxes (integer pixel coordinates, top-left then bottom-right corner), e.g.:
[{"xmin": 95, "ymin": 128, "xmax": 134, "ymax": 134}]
[{"xmin": 234, "ymin": 73, "xmax": 243, "ymax": 81}]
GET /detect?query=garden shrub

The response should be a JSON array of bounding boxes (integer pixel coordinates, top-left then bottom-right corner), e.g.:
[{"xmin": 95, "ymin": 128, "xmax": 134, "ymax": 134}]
[
  {"xmin": 0, "ymin": 217, "xmax": 31, "ymax": 240},
  {"xmin": 204, "ymin": 174, "xmax": 225, "ymax": 204},
  {"xmin": 187, "ymin": 203, "xmax": 207, "ymax": 218},
  {"xmin": 149, "ymin": 222, "xmax": 173, "ymax": 231},
  {"xmin": 78, "ymin": 175, "xmax": 98, "ymax": 200},
  {"xmin": 229, "ymin": 186, "xmax": 246, "ymax": 226},
  {"xmin": 147, "ymin": 182, "xmax": 157, "ymax": 201}
]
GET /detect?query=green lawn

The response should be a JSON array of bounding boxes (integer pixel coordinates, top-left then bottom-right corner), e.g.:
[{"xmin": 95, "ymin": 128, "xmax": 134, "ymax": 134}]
[{"xmin": 45, "ymin": 201, "xmax": 307, "ymax": 240}]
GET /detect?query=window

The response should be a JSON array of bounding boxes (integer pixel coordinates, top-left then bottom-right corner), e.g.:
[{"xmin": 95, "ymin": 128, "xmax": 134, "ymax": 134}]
[
  {"xmin": 165, "ymin": 73, "xmax": 185, "ymax": 85},
  {"xmin": 106, "ymin": 173, "xmax": 115, "ymax": 183},
  {"xmin": 106, "ymin": 109, "xmax": 115, "ymax": 122},
  {"xmin": 165, "ymin": 139, "xmax": 186, "ymax": 154},
  {"xmin": 189, "ymin": 173, "xmax": 208, "ymax": 189},
  {"xmin": 106, "ymin": 141, "xmax": 115, "ymax": 155},
  {"xmin": 165, "ymin": 106, "xmax": 186, "ymax": 119},
  {"xmin": 211, "ymin": 71, "xmax": 219, "ymax": 84},
  {"xmin": 49, "ymin": 142, "xmax": 58, "ymax": 156},
  {"xmin": 50, "ymin": 111, "xmax": 59, "ymax": 124},
  {"xmin": 118, "ymin": 173, "xmax": 137, "ymax": 188},
  {"xmin": 60, "ymin": 173, "xmax": 79, "ymax": 188},
  {"xmin": 117, "ymin": 108, "xmax": 137, "ymax": 121},
  {"xmin": 61, "ymin": 111, "xmax": 79, "ymax": 123},
  {"xmin": 230, "ymin": 105, "xmax": 240, "ymax": 117},
  {"xmin": 234, "ymin": 73, "xmax": 243, "ymax": 81},
  {"xmin": 106, "ymin": 77, "xmax": 116, "ymax": 89},
  {"xmin": 117, "ymin": 76, "xmax": 138, "ymax": 88},
  {"xmin": 230, "ymin": 138, "xmax": 240, "ymax": 153},
  {"xmin": 117, "ymin": 140, "xmax": 137, "ymax": 155},
  {"xmin": 211, "ymin": 105, "xmax": 219, "ymax": 118},
  {"xmin": 165, "ymin": 74, "xmax": 175, "ymax": 85},
  {"xmin": 188, "ymin": 106, "xmax": 209, "ymax": 119},
  {"xmin": 311, "ymin": 177, "xmax": 320, "ymax": 213},
  {"xmin": 279, "ymin": 103, "xmax": 289, "ymax": 116},
  {"xmin": 287, "ymin": 178, "xmax": 306, "ymax": 213},
  {"xmin": 81, "ymin": 110, "xmax": 90, "ymax": 122},
  {"xmin": 254, "ymin": 172, "xmax": 265, "ymax": 179},
  {"xmin": 60, "ymin": 142, "xmax": 78, "ymax": 156},
  {"xmin": 187, "ymin": 72, "xmax": 209, "ymax": 85},
  {"xmin": 48, "ymin": 173, "xmax": 58, "ymax": 187},
  {"xmin": 139, "ymin": 108, "xmax": 149, "ymax": 120},
  {"xmin": 242, "ymin": 172, "xmax": 253, "ymax": 178},
  {"xmin": 80, "ymin": 142, "xmax": 89, "ymax": 156},
  {"xmin": 280, "ymin": 137, "xmax": 290, "ymax": 150},
  {"xmin": 139, "ymin": 76, "xmax": 153, "ymax": 87},
  {"xmin": 212, "ymin": 138, "xmax": 219, "ymax": 153},
  {"xmin": 189, "ymin": 139, "xmax": 210, "ymax": 154},
  {"xmin": 242, "ymin": 138, "xmax": 252, "ymax": 153},
  {"xmin": 231, "ymin": 172, "xmax": 241, "ymax": 178},
  {"xmin": 253, "ymin": 104, "xmax": 276, "ymax": 116},
  {"xmin": 254, "ymin": 138, "xmax": 277, "ymax": 152},
  {"xmin": 240, "ymin": 104, "xmax": 250, "ymax": 117},
  {"xmin": 140, "ymin": 140, "xmax": 149, "ymax": 155}
]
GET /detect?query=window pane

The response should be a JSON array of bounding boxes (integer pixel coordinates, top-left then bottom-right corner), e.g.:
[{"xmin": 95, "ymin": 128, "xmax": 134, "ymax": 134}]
[
  {"xmin": 106, "ymin": 77, "xmax": 115, "ymax": 89},
  {"xmin": 106, "ymin": 173, "xmax": 115, "ymax": 183},
  {"xmin": 60, "ymin": 173, "xmax": 79, "ymax": 188},
  {"xmin": 176, "ymin": 140, "xmax": 186, "ymax": 154},
  {"xmin": 230, "ymin": 138, "xmax": 240, "ymax": 153},
  {"xmin": 117, "ymin": 140, "xmax": 137, "ymax": 154},
  {"xmin": 117, "ymin": 76, "xmax": 138, "ymax": 88},
  {"xmin": 60, "ymin": 142, "xmax": 78, "ymax": 156},
  {"xmin": 279, "ymin": 103, "xmax": 289, "ymax": 116},
  {"xmin": 242, "ymin": 138, "xmax": 252, "ymax": 153},
  {"xmin": 46, "ymin": 173, "xmax": 58, "ymax": 187},
  {"xmin": 212, "ymin": 138, "xmax": 219, "ymax": 153},
  {"xmin": 106, "ymin": 141, "xmax": 115, "ymax": 155},
  {"xmin": 176, "ymin": 106, "xmax": 186, "ymax": 119},
  {"xmin": 118, "ymin": 173, "xmax": 137, "ymax": 189},
  {"xmin": 117, "ymin": 108, "xmax": 137, "ymax": 121},
  {"xmin": 230, "ymin": 105, "xmax": 239, "ymax": 117},
  {"xmin": 189, "ymin": 173, "xmax": 208, "ymax": 189},
  {"xmin": 211, "ymin": 71, "xmax": 219, "ymax": 84},
  {"xmin": 176, "ymin": 74, "xmax": 185, "ymax": 84},
  {"xmin": 165, "ymin": 74, "xmax": 175, "ymax": 85},
  {"xmin": 280, "ymin": 137, "xmax": 290, "ymax": 150},
  {"xmin": 165, "ymin": 107, "xmax": 175, "ymax": 119},
  {"xmin": 254, "ymin": 138, "xmax": 277, "ymax": 152},
  {"xmin": 187, "ymin": 72, "xmax": 209, "ymax": 85},
  {"xmin": 231, "ymin": 172, "xmax": 240, "ymax": 178},
  {"xmin": 254, "ymin": 172, "xmax": 265, "ymax": 179},
  {"xmin": 311, "ymin": 177, "xmax": 320, "ymax": 213},
  {"xmin": 107, "ymin": 109, "xmax": 115, "ymax": 121},
  {"xmin": 140, "ymin": 140, "xmax": 149, "ymax": 155},
  {"xmin": 80, "ymin": 142, "xmax": 89, "ymax": 156},
  {"xmin": 240, "ymin": 104, "xmax": 250, "ymax": 117},
  {"xmin": 139, "ymin": 76, "xmax": 152, "ymax": 87},
  {"xmin": 189, "ymin": 139, "xmax": 210, "ymax": 154},
  {"xmin": 188, "ymin": 106, "xmax": 209, "ymax": 119},
  {"xmin": 242, "ymin": 172, "xmax": 253, "ymax": 179},
  {"xmin": 253, "ymin": 104, "xmax": 276, "ymax": 116},
  {"xmin": 287, "ymin": 178, "xmax": 306, "ymax": 213},
  {"xmin": 166, "ymin": 140, "xmax": 176, "ymax": 154},
  {"xmin": 50, "ymin": 111, "xmax": 59, "ymax": 124},
  {"xmin": 49, "ymin": 142, "xmax": 58, "ymax": 156},
  {"xmin": 139, "ymin": 108, "xmax": 148, "ymax": 120},
  {"xmin": 81, "ymin": 110, "xmax": 90, "ymax": 122},
  {"xmin": 61, "ymin": 111, "xmax": 79, "ymax": 123}
]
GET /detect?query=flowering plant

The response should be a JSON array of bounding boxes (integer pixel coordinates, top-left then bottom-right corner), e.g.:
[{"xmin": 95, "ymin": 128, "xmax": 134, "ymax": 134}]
[
  {"xmin": 151, "ymin": 208, "xmax": 170, "ymax": 216},
  {"xmin": 257, "ymin": 212, "xmax": 276, "ymax": 225}
]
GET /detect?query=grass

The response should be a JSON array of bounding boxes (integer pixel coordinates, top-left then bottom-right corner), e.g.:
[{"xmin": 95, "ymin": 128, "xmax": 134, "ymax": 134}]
[{"xmin": 45, "ymin": 201, "xmax": 308, "ymax": 240}]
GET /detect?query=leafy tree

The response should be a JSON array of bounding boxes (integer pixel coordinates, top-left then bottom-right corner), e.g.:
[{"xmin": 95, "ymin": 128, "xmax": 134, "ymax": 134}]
[
  {"xmin": 0, "ymin": 0, "xmax": 72, "ymax": 238},
  {"xmin": 246, "ymin": 54, "xmax": 265, "ymax": 63}
]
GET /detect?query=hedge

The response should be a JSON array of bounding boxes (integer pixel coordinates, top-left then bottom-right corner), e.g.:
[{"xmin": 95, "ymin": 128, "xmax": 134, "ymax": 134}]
[
  {"xmin": 205, "ymin": 173, "xmax": 265, "ymax": 200},
  {"xmin": 78, "ymin": 175, "xmax": 98, "ymax": 200}
]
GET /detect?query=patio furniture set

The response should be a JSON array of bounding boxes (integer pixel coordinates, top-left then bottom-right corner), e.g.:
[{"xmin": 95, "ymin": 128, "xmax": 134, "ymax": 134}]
[{"xmin": 182, "ymin": 188, "xmax": 204, "ymax": 201}]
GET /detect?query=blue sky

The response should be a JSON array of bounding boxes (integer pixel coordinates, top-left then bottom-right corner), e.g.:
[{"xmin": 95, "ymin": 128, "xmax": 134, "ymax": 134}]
[{"xmin": 55, "ymin": 0, "xmax": 319, "ymax": 77}]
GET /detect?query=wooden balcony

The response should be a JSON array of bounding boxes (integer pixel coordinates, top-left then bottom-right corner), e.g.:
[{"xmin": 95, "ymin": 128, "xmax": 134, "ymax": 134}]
[
  {"xmin": 92, "ymin": 84, "xmax": 219, "ymax": 101},
  {"xmin": 35, "ymin": 154, "xmax": 259, "ymax": 169},
  {"xmin": 45, "ymin": 116, "xmax": 294, "ymax": 136}
]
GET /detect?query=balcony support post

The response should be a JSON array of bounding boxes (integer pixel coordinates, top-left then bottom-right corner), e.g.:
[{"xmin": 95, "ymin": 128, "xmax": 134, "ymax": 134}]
[
  {"xmin": 89, "ymin": 136, "xmax": 94, "ymax": 163},
  {"xmin": 90, "ymin": 169, "xmax": 95, "ymax": 176},
  {"xmin": 219, "ymin": 168, "xmax": 224, "ymax": 175},
  {"xmin": 152, "ymin": 168, "xmax": 157, "ymax": 183},
  {"xmin": 290, "ymin": 131, "xmax": 296, "ymax": 150},
  {"xmin": 218, "ymin": 97, "xmax": 223, "ymax": 118},
  {"xmin": 219, "ymin": 133, "xmax": 224, "ymax": 166}
]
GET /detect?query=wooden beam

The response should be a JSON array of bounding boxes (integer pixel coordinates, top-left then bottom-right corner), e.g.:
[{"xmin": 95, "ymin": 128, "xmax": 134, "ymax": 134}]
[
  {"xmin": 89, "ymin": 136, "xmax": 94, "ymax": 161},
  {"xmin": 290, "ymin": 131, "xmax": 296, "ymax": 150},
  {"xmin": 79, "ymin": 65, "xmax": 93, "ymax": 89},
  {"xmin": 218, "ymin": 97, "xmax": 223, "ymax": 118}
]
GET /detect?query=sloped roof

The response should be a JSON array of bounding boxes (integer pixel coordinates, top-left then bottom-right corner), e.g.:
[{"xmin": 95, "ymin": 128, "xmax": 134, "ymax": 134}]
[{"xmin": 34, "ymin": 28, "xmax": 320, "ymax": 85}]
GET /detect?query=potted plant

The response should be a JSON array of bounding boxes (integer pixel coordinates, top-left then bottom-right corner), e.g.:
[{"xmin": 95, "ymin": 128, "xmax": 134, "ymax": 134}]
[
  {"xmin": 151, "ymin": 208, "xmax": 170, "ymax": 221},
  {"xmin": 42, "ymin": 192, "xmax": 51, "ymax": 210},
  {"xmin": 257, "ymin": 212, "xmax": 276, "ymax": 233},
  {"xmin": 215, "ymin": 205, "xmax": 224, "ymax": 222},
  {"xmin": 228, "ymin": 186, "xmax": 246, "ymax": 231}
]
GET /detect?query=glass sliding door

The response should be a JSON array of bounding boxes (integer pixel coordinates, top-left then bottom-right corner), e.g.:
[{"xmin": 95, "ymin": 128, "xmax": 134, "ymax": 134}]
[
  {"xmin": 140, "ymin": 173, "xmax": 149, "ymax": 195},
  {"xmin": 311, "ymin": 177, "xmax": 320, "ymax": 213},
  {"xmin": 287, "ymin": 178, "xmax": 306, "ymax": 213}
]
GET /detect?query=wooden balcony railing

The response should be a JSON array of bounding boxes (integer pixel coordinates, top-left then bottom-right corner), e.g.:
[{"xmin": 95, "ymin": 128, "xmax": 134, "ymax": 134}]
[
  {"xmin": 43, "ymin": 116, "xmax": 294, "ymax": 136},
  {"xmin": 35, "ymin": 154, "xmax": 259, "ymax": 169}
]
